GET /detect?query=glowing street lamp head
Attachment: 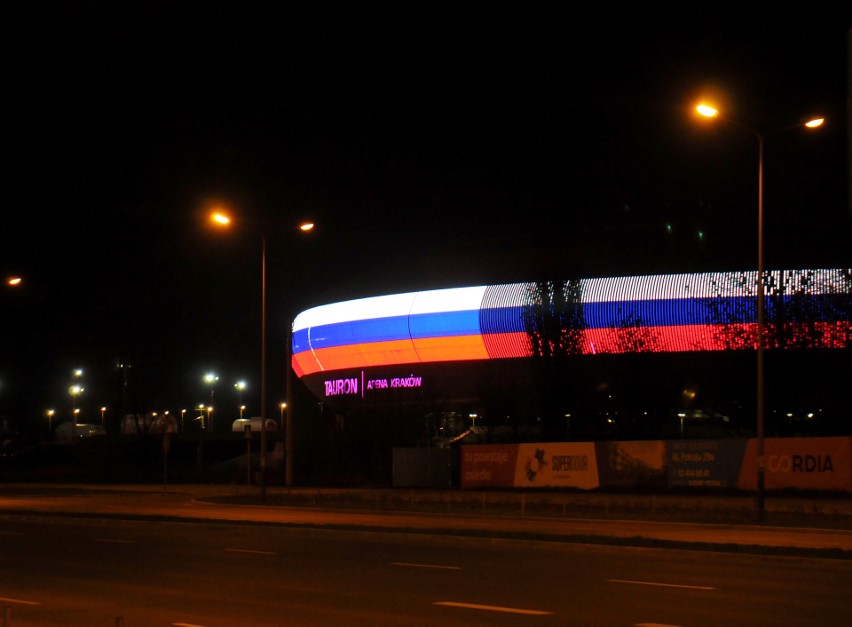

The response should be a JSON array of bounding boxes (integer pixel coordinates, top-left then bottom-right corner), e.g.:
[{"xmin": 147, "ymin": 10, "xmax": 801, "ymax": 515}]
[
  {"xmin": 804, "ymin": 117, "xmax": 824, "ymax": 128},
  {"xmin": 6, "ymin": 276, "xmax": 22, "ymax": 287},
  {"xmin": 211, "ymin": 211, "xmax": 231, "ymax": 226},
  {"xmin": 696, "ymin": 103, "xmax": 719, "ymax": 118},
  {"xmin": 299, "ymin": 222, "xmax": 315, "ymax": 232}
]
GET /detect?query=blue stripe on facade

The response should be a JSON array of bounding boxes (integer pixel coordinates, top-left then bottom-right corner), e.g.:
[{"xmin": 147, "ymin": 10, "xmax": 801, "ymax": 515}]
[{"xmin": 292, "ymin": 295, "xmax": 844, "ymax": 354}]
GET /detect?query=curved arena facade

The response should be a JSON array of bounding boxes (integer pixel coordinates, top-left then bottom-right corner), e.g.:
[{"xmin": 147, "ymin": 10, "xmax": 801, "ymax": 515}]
[{"xmin": 291, "ymin": 268, "xmax": 850, "ymax": 435}]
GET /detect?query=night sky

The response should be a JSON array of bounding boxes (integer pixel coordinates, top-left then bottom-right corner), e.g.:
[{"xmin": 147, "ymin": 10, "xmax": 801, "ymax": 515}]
[{"xmin": 2, "ymin": 5, "xmax": 850, "ymax": 426}]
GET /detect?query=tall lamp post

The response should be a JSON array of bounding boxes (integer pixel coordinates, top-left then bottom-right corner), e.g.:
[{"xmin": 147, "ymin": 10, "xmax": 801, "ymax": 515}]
[
  {"xmin": 285, "ymin": 325, "xmax": 295, "ymax": 487},
  {"xmin": 695, "ymin": 104, "xmax": 824, "ymax": 521},
  {"xmin": 210, "ymin": 210, "xmax": 314, "ymax": 501},
  {"xmin": 203, "ymin": 372, "xmax": 218, "ymax": 432},
  {"xmin": 235, "ymin": 380, "xmax": 247, "ymax": 418}
]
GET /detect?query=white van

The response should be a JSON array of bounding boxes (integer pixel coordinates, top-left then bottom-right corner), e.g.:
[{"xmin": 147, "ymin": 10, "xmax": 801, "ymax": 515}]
[{"xmin": 231, "ymin": 418, "xmax": 278, "ymax": 433}]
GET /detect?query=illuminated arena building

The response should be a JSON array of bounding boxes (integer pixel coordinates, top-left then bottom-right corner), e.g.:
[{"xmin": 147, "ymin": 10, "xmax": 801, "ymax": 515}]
[{"xmin": 291, "ymin": 268, "xmax": 851, "ymax": 441}]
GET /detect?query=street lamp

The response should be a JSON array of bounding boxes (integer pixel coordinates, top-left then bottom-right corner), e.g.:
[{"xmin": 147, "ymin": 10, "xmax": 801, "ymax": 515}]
[
  {"xmin": 204, "ymin": 372, "xmax": 218, "ymax": 432},
  {"xmin": 235, "ymin": 380, "xmax": 247, "ymax": 417},
  {"xmin": 69, "ymin": 384, "xmax": 83, "ymax": 418},
  {"xmin": 100, "ymin": 406, "xmax": 107, "ymax": 426},
  {"xmin": 279, "ymin": 402, "xmax": 286, "ymax": 431},
  {"xmin": 695, "ymin": 103, "xmax": 824, "ymax": 521},
  {"xmin": 46, "ymin": 409, "xmax": 55, "ymax": 437},
  {"xmin": 210, "ymin": 209, "xmax": 314, "ymax": 501}
]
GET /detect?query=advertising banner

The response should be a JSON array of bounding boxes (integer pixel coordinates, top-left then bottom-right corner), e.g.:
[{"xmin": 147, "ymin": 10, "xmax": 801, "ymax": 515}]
[
  {"xmin": 737, "ymin": 436, "xmax": 852, "ymax": 492},
  {"xmin": 596, "ymin": 440, "xmax": 666, "ymax": 487},
  {"xmin": 461, "ymin": 442, "xmax": 600, "ymax": 489},
  {"xmin": 462, "ymin": 437, "xmax": 851, "ymax": 492},
  {"xmin": 667, "ymin": 439, "xmax": 748, "ymax": 488},
  {"xmin": 460, "ymin": 444, "xmax": 519, "ymax": 488},
  {"xmin": 515, "ymin": 443, "xmax": 599, "ymax": 489}
]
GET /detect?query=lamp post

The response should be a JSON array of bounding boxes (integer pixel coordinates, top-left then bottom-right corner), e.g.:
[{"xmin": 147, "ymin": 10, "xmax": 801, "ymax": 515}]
[
  {"xmin": 204, "ymin": 372, "xmax": 218, "ymax": 432},
  {"xmin": 69, "ymin": 384, "xmax": 83, "ymax": 422},
  {"xmin": 285, "ymin": 325, "xmax": 294, "ymax": 487},
  {"xmin": 210, "ymin": 209, "xmax": 314, "ymax": 501},
  {"xmin": 235, "ymin": 380, "xmax": 247, "ymax": 418},
  {"xmin": 695, "ymin": 104, "xmax": 824, "ymax": 521},
  {"xmin": 46, "ymin": 409, "xmax": 54, "ymax": 438}
]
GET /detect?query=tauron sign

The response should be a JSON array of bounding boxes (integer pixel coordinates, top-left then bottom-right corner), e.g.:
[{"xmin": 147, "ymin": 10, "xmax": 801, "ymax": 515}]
[{"xmin": 323, "ymin": 371, "xmax": 423, "ymax": 398}]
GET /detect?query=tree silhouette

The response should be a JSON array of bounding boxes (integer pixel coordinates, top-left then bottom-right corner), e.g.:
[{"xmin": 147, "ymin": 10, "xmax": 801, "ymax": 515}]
[
  {"xmin": 521, "ymin": 279, "xmax": 585, "ymax": 440},
  {"xmin": 522, "ymin": 279, "xmax": 585, "ymax": 358},
  {"xmin": 613, "ymin": 311, "xmax": 661, "ymax": 353}
]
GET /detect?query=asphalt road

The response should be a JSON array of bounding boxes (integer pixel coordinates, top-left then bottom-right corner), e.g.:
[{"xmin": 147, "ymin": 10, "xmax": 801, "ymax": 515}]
[{"xmin": 2, "ymin": 516, "xmax": 851, "ymax": 627}]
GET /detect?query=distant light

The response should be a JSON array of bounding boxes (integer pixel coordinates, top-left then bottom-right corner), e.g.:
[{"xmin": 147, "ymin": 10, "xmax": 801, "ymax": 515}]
[
  {"xmin": 211, "ymin": 212, "xmax": 230, "ymax": 225},
  {"xmin": 696, "ymin": 104, "xmax": 719, "ymax": 118},
  {"xmin": 804, "ymin": 118, "xmax": 824, "ymax": 128},
  {"xmin": 300, "ymin": 222, "xmax": 315, "ymax": 232},
  {"xmin": 6, "ymin": 276, "xmax": 22, "ymax": 286}
]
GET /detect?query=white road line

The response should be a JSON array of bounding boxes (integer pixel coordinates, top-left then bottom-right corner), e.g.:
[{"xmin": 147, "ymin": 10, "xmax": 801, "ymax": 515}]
[
  {"xmin": 95, "ymin": 538, "xmax": 136, "ymax": 544},
  {"xmin": 435, "ymin": 601, "xmax": 553, "ymax": 615},
  {"xmin": 173, "ymin": 623, "xmax": 207, "ymax": 627},
  {"xmin": 0, "ymin": 597, "xmax": 41, "ymax": 606},
  {"xmin": 608, "ymin": 579, "xmax": 716, "ymax": 591},
  {"xmin": 635, "ymin": 623, "xmax": 684, "ymax": 627},
  {"xmin": 224, "ymin": 548, "xmax": 277, "ymax": 556},
  {"xmin": 391, "ymin": 562, "xmax": 462, "ymax": 570}
]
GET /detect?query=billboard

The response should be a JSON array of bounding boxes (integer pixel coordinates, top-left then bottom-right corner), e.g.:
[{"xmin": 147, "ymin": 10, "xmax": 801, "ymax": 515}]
[
  {"xmin": 459, "ymin": 437, "xmax": 852, "ymax": 492},
  {"xmin": 292, "ymin": 268, "xmax": 850, "ymax": 388}
]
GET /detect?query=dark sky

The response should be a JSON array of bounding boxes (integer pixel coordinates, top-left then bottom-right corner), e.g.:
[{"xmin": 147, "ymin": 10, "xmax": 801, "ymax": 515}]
[{"xmin": 2, "ymin": 4, "xmax": 850, "ymax": 422}]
